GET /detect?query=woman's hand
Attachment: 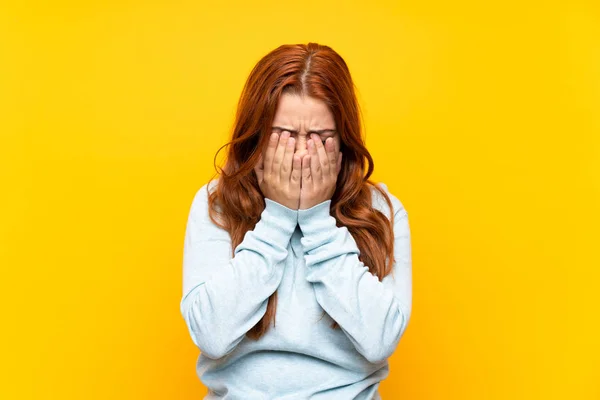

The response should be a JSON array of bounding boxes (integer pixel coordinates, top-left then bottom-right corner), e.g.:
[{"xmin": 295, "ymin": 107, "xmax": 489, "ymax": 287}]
[
  {"xmin": 300, "ymin": 134, "xmax": 342, "ymax": 210},
  {"xmin": 254, "ymin": 131, "xmax": 302, "ymax": 210}
]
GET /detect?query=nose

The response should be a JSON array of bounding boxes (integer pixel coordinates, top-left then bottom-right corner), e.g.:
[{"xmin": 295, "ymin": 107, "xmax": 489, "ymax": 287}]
[{"xmin": 294, "ymin": 135, "xmax": 309, "ymax": 158}]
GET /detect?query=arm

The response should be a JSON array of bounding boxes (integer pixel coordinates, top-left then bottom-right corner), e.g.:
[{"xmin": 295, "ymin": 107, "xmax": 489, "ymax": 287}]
[
  {"xmin": 297, "ymin": 186, "xmax": 412, "ymax": 364},
  {"xmin": 180, "ymin": 183, "xmax": 298, "ymax": 359}
]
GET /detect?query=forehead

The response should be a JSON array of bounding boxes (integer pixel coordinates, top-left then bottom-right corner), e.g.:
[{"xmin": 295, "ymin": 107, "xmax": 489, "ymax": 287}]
[{"xmin": 273, "ymin": 93, "xmax": 335, "ymax": 127}]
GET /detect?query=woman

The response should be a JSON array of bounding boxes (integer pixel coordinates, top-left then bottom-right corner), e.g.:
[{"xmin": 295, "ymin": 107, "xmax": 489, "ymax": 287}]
[{"xmin": 180, "ymin": 42, "xmax": 412, "ymax": 399}]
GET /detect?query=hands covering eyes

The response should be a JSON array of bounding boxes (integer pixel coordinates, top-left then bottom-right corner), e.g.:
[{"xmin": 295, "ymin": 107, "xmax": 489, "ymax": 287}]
[{"xmin": 254, "ymin": 131, "xmax": 342, "ymax": 210}]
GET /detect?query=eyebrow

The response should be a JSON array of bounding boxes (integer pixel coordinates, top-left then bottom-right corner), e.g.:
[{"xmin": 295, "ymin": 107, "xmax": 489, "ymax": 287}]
[{"xmin": 272, "ymin": 126, "xmax": 336, "ymax": 134}]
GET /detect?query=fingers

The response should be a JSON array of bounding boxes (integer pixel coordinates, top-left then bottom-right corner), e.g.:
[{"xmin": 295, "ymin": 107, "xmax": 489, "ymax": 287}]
[
  {"xmin": 281, "ymin": 135, "xmax": 295, "ymax": 182},
  {"xmin": 308, "ymin": 137, "xmax": 322, "ymax": 182},
  {"xmin": 272, "ymin": 131, "xmax": 290, "ymax": 182},
  {"xmin": 336, "ymin": 152, "xmax": 343, "ymax": 175},
  {"xmin": 263, "ymin": 132, "xmax": 278, "ymax": 181},
  {"xmin": 310, "ymin": 134, "xmax": 330, "ymax": 178},
  {"xmin": 324, "ymin": 137, "xmax": 338, "ymax": 176},
  {"xmin": 254, "ymin": 152, "xmax": 264, "ymax": 184},
  {"xmin": 291, "ymin": 154, "xmax": 302, "ymax": 188},
  {"xmin": 301, "ymin": 154, "xmax": 312, "ymax": 189}
]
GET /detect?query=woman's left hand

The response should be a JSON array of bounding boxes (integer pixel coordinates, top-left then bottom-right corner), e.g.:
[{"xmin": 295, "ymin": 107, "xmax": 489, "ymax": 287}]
[{"xmin": 300, "ymin": 134, "xmax": 342, "ymax": 210}]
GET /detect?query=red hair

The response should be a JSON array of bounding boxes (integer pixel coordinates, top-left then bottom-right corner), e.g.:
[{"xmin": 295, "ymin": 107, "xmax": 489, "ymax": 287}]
[{"xmin": 205, "ymin": 42, "xmax": 395, "ymax": 340}]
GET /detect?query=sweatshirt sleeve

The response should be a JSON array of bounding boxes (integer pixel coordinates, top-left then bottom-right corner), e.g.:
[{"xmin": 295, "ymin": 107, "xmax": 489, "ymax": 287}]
[
  {"xmin": 180, "ymin": 182, "xmax": 298, "ymax": 359},
  {"xmin": 297, "ymin": 183, "xmax": 412, "ymax": 364}
]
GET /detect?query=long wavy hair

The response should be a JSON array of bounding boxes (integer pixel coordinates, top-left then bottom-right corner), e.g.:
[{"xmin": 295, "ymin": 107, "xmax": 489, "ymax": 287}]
[{"xmin": 205, "ymin": 42, "xmax": 396, "ymax": 340}]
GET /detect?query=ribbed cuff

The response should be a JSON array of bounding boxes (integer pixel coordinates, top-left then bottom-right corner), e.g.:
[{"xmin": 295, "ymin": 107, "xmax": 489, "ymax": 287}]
[
  {"xmin": 297, "ymin": 200, "xmax": 334, "ymax": 236},
  {"xmin": 252, "ymin": 198, "xmax": 298, "ymax": 248}
]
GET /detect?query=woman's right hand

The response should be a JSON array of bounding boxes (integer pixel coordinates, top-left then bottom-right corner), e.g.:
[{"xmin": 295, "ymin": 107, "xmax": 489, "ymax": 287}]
[{"xmin": 254, "ymin": 131, "xmax": 302, "ymax": 210}]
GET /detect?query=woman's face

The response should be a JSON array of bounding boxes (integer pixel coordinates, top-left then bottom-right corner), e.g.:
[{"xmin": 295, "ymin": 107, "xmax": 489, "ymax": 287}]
[{"xmin": 270, "ymin": 93, "xmax": 340, "ymax": 160}]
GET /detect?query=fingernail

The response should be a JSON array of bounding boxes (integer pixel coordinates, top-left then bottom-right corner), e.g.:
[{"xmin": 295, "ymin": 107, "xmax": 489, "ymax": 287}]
[
  {"xmin": 308, "ymin": 140, "xmax": 313, "ymax": 148},
  {"xmin": 271, "ymin": 133, "xmax": 277, "ymax": 140}
]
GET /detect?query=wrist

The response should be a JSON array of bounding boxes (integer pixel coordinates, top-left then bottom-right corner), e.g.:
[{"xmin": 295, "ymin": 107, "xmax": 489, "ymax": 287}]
[
  {"xmin": 299, "ymin": 197, "xmax": 330, "ymax": 210},
  {"xmin": 266, "ymin": 197, "xmax": 299, "ymax": 211},
  {"xmin": 297, "ymin": 199, "xmax": 333, "ymax": 235},
  {"xmin": 263, "ymin": 198, "xmax": 299, "ymax": 230}
]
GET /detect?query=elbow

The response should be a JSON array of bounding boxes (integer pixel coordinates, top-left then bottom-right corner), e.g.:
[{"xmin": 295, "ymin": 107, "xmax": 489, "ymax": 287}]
[
  {"xmin": 363, "ymin": 312, "xmax": 411, "ymax": 364},
  {"xmin": 181, "ymin": 292, "xmax": 234, "ymax": 360},
  {"xmin": 362, "ymin": 344, "xmax": 397, "ymax": 364},
  {"xmin": 183, "ymin": 314, "xmax": 233, "ymax": 360},
  {"xmin": 194, "ymin": 336, "xmax": 231, "ymax": 360}
]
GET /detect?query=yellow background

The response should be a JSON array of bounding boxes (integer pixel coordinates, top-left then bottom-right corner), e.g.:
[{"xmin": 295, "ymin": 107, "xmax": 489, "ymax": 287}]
[{"xmin": 1, "ymin": 0, "xmax": 598, "ymax": 398}]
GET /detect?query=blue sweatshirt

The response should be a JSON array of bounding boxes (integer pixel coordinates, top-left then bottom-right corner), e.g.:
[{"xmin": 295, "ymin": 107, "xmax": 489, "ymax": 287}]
[{"xmin": 180, "ymin": 179, "xmax": 412, "ymax": 399}]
